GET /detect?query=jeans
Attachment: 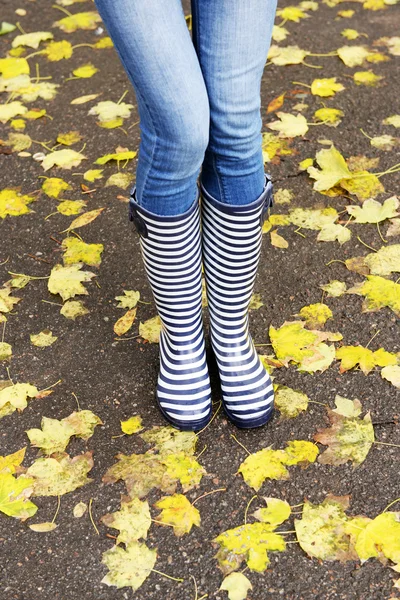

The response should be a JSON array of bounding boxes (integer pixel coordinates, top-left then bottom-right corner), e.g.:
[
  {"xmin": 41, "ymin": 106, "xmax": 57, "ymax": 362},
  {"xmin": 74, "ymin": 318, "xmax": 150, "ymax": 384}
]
[{"xmin": 93, "ymin": 0, "xmax": 278, "ymax": 216}]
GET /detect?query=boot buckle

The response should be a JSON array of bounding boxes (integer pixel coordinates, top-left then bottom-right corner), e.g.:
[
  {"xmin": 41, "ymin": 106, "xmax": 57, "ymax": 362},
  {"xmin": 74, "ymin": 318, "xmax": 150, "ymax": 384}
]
[{"xmin": 129, "ymin": 196, "xmax": 148, "ymax": 238}]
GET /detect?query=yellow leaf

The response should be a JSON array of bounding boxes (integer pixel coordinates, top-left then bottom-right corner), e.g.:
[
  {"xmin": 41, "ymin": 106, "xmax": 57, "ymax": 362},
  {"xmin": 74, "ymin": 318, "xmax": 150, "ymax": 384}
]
[
  {"xmin": 41, "ymin": 148, "xmax": 86, "ymax": 171},
  {"xmin": 121, "ymin": 416, "xmax": 143, "ymax": 435},
  {"xmin": 355, "ymin": 513, "xmax": 400, "ymax": 565},
  {"xmin": 267, "ymin": 112, "xmax": 308, "ymax": 137},
  {"xmin": 320, "ymin": 280, "xmax": 347, "ymax": 297},
  {"xmin": 346, "ymin": 197, "xmax": 399, "ymax": 223},
  {"xmin": 276, "ymin": 6, "xmax": 309, "ymax": 21},
  {"xmin": 83, "ymin": 169, "xmax": 103, "ymax": 182},
  {"xmin": 273, "ymin": 188, "xmax": 293, "ymax": 204},
  {"xmin": 317, "ymin": 223, "xmax": 352, "ymax": 244},
  {"xmin": 29, "ymin": 522, "xmax": 58, "ymax": 532},
  {"xmin": 295, "ymin": 495, "xmax": 354, "ymax": 561},
  {"xmin": 268, "ymin": 45, "xmax": 308, "ymax": 66},
  {"xmin": 114, "ymin": 308, "xmax": 137, "ymax": 336},
  {"xmin": 48, "ymin": 263, "xmax": 96, "ymax": 302},
  {"xmin": 347, "ymin": 275, "xmax": 400, "ymax": 316},
  {"xmin": 101, "ymin": 497, "xmax": 151, "ymax": 544},
  {"xmin": 353, "ymin": 71, "xmax": 383, "ymax": 86},
  {"xmin": 12, "ymin": 31, "xmax": 53, "ymax": 49},
  {"xmin": 101, "ymin": 542, "xmax": 156, "ymax": 591},
  {"xmin": 220, "ymin": 573, "xmax": 252, "ymax": 600},
  {"xmin": 370, "ymin": 134, "xmax": 398, "ymax": 150},
  {"xmin": 314, "ymin": 397, "xmax": 374, "ymax": 466},
  {"xmin": 0, "ymin": 447, "xmax": 26, "ymax": 475},
  {"xmin": 214, "ymin": 522, "xmax": 286, "ymax": 573},
  {"xmin": 253, "ymin": 497, "xmax": 291, "ymax": 526},
  {"xmin": 61, "ymin": 237, "xmax": 103, "ymax": 267},
  {"xmin": 70, "ymin": 93, "xmax": 100, "ymax": 105},
  {"xmin": 53, "ymin": 11, "xmax": 102, "ymax": 33},
  {"xmin": 115, "ymin": 290, "xmax": 140, "ymax": 310},
  {"xmin": 299, "ymin": 158, "xmax": 314, "ymax": 170},
  {"xmin": 44, "ymin": 40, "xmax": 73, "ymax": 61},
  {"xmin": 0, "ymin": 101, "xmax": 28, "ymax": 123},
  {"xmin": 155, "ymin": 493, "xmax": 200, "ymax": 536},
  {"xmin": 289, "ymin": 206, "xmax": 338, "ymax": 230},
  {"xmin": 0, "ymin": 188, "xmax": 36, "ymax": 218},
  {"xmin": 310, "ymin": 78, "xmax": 345, "ymax": 97},
  {"xmin": 238, "ymin": 440, "xmax": 318, "ymax": 491},
  {"xmin": 60, "ymin": 300, "xmax": 89, "ymax": 320},
  {"xmin": 314, "ymin": 107, "xmax": 344, "ymax": 126},
  {"xmin": 341, "ymin": 171, "xmax": 385, "ymax": 200},
  {"xmin": 30, "ymin": 329, "xmax": 57, "ymax": 347},
  {"xmin": 383, "ymin": 115, "xmax": 400, "ymax": 128},
  {"xmin": 65, "ymin": 207, "xmax": 105, "ymax": 231},
  {"xmin": 307, "ymin": 145, "xmax": 352, "ymax": 191},
  {"xmin": 163, "ymin": 452, "xmax": 205, "ymax": 492},
  {"xmin": 24, "ymin": 452, "xmax": 94, "ymax": 496},
  {"xmin": 105, "ymin": 172, "xmax": 134, "ymax": 189},
  {"xmin": 57, "ymin": 130, "xmax": 82, "ymax": 146},
  {"xmin": 57, "ymin": 200, "xmax": 87, "ymax": 216},
  {"xmin": 0, "ymin": 472, "xmax": 37, "ymax": 518},
  {"xmin": 341, "ymin": 29, "xmax": 361, "ymax": 40},
  {"xmin": 139, "ymin": 315, "xmax": 162, "ymax": 343},
  {"xmin": 335, "ymin": 345, "xmax": 397, "ymax": 374},
  {"xmin": 0, "ymin": 57, "xmax": 29, "ymax": 78},
  {"xmin": 95, "ymin": 150, "xmax": 137, "ymax": 165},
  {"xmin": 275, "ymin": 385, "xmax": 309, "ymax": 418},
  {"xmin": 337, "ymin": 10, "xmax": 355, "ymax": 17},
  {"xmin": 73, "ymin": 501, "xmax": 87, "ymax": 518},
  {"xmin": 88, "ymin": 100, "xmax": 134, "ymax": 123},
  {"xmin": 298, "ymin": 302, "xmax": 333, "ymax": 328},
  {"xmin": 337, "ymin": 45, "xmax": 370, "ymax": 67},
  {"xmin": 272, "ymin": 25, "xmax": 289, "ymax": 43},
  {"xmin": 381, "ymin": 365, "xmax": 400, "ymax": 388},
  {"xmin": 72, "ymin": 63, "xmax": 98, "ymax": 78},
  {"xmin": 42, "ymin": 177, "xmax": 71, "ymax": 198},
  {"xmin": 270, "ymin": 229, "xmax": 289, "ymax": 248}
]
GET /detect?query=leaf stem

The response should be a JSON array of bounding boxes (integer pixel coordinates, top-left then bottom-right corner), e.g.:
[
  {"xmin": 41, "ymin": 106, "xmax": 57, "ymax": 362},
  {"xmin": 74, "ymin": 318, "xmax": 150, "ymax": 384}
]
[
  {"xmin": 88, "ymin": 497, "xmax": 99, "ymax": 535},
  {"xmin": 374, "ymin": 441, "xmax": 400, "ymax": 448},
  {"xmin": 244, "ymin": 494, "xmax": 258, "ymax": 525},
  {"xmin": 151, "ymin": 569, "xmax": 184, "ymax": 582},
  {"xmin": 230, "ymin": 434, "xmax": 251, "ymax": 456},
  {"xmin": 51, "ymin": 495, "xmax": 61, "ymax": 524},
  {"xmin": 197, "ymin": 400, "xmax": 222, "ymax": 435},
  {"xmin": 356, "ymin": 236, "xmax": 377, "ymax": 252},
  {"xmin": 365, "ymin": 329, "xmax": 380, "ymax": 348},
  {"xmin": 383, "ymin": 497, "xmax": 400, "ymax": 512},
  {"xmin": 192, "ymin": 488, "xmax": 226, "ymax": 506}
]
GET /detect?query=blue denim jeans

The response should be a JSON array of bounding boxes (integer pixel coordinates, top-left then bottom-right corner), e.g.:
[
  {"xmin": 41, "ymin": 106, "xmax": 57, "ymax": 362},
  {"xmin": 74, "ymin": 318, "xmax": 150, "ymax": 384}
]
[{"xmin": 93, "ymin": 0, "xmax": 277, "ymax": 216}]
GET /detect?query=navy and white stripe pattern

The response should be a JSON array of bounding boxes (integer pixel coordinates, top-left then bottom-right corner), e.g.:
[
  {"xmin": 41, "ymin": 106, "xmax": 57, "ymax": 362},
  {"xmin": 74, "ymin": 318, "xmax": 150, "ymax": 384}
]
[
  {"xmin": 129, "ymin": 185, "xmax": 212, "ymax": 431},
  {"xmin": 200, "ymin": 174, "xmax": 274, "ymax": 428}
]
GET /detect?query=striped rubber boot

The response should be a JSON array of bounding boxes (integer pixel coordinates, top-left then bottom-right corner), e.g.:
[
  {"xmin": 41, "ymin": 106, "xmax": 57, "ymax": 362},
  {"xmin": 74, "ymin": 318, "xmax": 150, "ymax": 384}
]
[
  {"xmin": 129, "ymin": 184, "xmax": 212, "ymax": 431},
  {"xmin": 200, "ymin": 174, "xmax": 274, "ymax": 428}
]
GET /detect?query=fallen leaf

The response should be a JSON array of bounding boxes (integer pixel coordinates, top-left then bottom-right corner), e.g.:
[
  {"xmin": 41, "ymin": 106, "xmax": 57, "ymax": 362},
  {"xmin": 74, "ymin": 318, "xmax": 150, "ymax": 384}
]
[{"xmin": 155, "ymin": 493, "xmax": 200, "ymax": 536}]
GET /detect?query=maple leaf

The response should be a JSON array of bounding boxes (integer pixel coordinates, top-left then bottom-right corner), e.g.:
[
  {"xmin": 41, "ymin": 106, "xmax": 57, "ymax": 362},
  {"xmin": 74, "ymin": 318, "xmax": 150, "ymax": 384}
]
[
  {"xmin": 48, "ymin": 263, "xmax": 96, "ymax": 302},
  {"xmin": 347, "ymin": 275, "xmax": 400, "ymax": 317},
  {"xmin": 314, "ymin": 396, "xmax": 374, "ymax": 466},
  {"xmin": 381, "ymin": 365, "xmax": 400, "ymax": 388},
  {"xmin": 30, "ymin": 330, "xmax": 57, "ymax": 347},
  {"xmin": 298, "ymin": 303, "xmax": 333, "ymax": 329},
  {"xmin": 23, "ymin": 452, "xmax": 94, "ymax": 496},
  {"xmin": 0, "ymin": 447, "xmax": 26, "ymax": 475},
  {"xmin": 314, "ymin": 107, "xmax": 344, "ymax": 126},
  {"xmin": 214, "ymin": 522, "xmax": 286, "ymax": 574},
  {"xmin": 139, "ymin": 315, "xmax": 162, "ymax": 343},
  {"xmin": 253, "ymin": 497, "xmax": 292, "ymax": 526},
  {"xmin": 155, "ymin": 493, "xmax": 200, "ymax": 536},
  {"xmin": 346, "ymin": 197, "xmax": 399, "ymax": 223},
  {"xmin": 162, "ymin": 452, "xmax": 205, "ymax": 492},
  {"xmin": 103, "ymin": 452, "xmax": 176, "ymax": 498},
  {"xmin": 274, "ymin": 384, "xmax": 309, "ymax": 418},
  {"xmin": 355, "ymin": 512, "xmax": 400, "ymax": 567},
  {"xmin": 140, "ymin": 426, "xmax": 197, "ymax": 456},
  {"xmin": 220, "ymin": 573, "xmax": 253, "ymax": 600},
  {"xmin": 307, "ymin": 146, "xmax": 352, "ymax": 191},
  {"xmin": 337, "ymin": 45, "xmax": 370, "ymax": 67},
  {"xmin": 101, "ymin": 542, "xmax": 157, "ymax": 591},
  {"xmin": 0, "ymin": 473, "xmax": 38, "ymax": 518},
  {"xmin": 0, "ymin": 188, "xmax": 36, "ymax": 218},
  {"xmin": 101, "ymin": 496, "xmax": 151, "ymax": 544},
  {"xmin": 0, "ymin": 382, "xmax": 40, "ymax": 420},
  {"xmin": 335, "ymin": 345, "xmax": 397, "ymax": 374},
  {"xmin": 61, "ymin": 237, "xmax": 104, "ymax": 268},
  {"xmin": 310, "ymin": 78, "xmax": 345, "ymax": 97},
  {"xmin": 42, "ymin": 148, "xmax": 85, "ymax": 170},
  {"xmin": 295, "ymin": 495, "xmax": 357, "ymax": 561},
  {"xmin": 53, "ymin": 11, "xmax": 102, "ymax": 33},
  {"xmin": 320, "ymin": 280, "xmax": 347, "ymax": 297},
  {"xmin": 238, "ymin": 440, "xmax": 318, "ymax": 490},
  {"xmin": 121, "ymin": 416, "xmax": 143, "ymax": 435}
]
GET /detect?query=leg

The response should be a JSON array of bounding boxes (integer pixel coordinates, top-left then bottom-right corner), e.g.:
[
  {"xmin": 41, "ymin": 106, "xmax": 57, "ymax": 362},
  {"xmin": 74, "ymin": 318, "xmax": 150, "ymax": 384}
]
[
  {"xmin": 192, "ymin": 0, "xmax": 277, "ymax": 427},
  {"xmin": 94, "ymin": 0, "xmax": 212, "ymax": 429},
  {"xmin": 93, "ymin": 0, "xmax": 210, "ymax": 215},
  {"xmin": 191, "ymin": 0, "xmax": 277, "ymax": 204}
]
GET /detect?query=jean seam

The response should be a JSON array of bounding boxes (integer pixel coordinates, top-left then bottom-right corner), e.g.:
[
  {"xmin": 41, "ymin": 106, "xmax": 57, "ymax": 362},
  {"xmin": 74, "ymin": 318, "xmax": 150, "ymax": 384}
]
[{"xmin": 212, "ymin": 152, "xmax": 226, "ymax": 203}]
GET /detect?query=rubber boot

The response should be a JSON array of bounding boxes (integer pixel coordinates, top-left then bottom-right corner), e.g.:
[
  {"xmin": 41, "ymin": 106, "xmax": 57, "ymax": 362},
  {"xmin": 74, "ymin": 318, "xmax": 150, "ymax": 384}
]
[
  {"xmin": 200, "ymin": 173, "xmax": 274, "ymax": 428},
  {"xmin": 129, "ymin": 184, "xmax": 212, "ymax": 431}
]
